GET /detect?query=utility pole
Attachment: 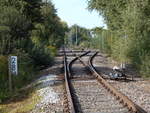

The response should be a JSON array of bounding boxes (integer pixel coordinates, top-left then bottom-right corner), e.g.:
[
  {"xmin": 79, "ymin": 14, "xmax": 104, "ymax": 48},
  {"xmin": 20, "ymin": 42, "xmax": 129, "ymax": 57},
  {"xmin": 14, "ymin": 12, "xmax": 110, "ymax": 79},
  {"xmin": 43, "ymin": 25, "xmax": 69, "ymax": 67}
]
[
  {"xmin": 76, "ymin": 25, "xmax": 78, "ymax": 46},
  {"xmin": 101, "ymin": 31, "xmax": 103, "ymax": 52}
]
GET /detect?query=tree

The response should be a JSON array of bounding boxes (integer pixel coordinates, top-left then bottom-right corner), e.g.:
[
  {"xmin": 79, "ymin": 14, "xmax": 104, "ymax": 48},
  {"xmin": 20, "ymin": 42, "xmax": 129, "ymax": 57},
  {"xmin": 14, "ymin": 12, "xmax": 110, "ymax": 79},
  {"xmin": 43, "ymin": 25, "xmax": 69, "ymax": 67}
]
[
  {"xmin": 67, "ymin": 25, "xmax": 91, "ymax": 46},
  {"xmin": 88, "ymin": 0, "xmax": 150, "ymax": 77},
  {"xmin": 0, "ymin": 6, "xmax": 31, "ymax": 54}
]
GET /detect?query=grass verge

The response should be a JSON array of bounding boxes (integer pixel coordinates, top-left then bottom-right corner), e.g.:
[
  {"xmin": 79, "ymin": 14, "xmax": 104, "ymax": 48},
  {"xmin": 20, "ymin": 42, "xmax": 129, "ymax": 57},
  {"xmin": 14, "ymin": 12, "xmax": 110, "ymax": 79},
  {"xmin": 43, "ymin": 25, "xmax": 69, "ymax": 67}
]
[{"xmin": 0, "ymin": 88, "xmax": 40, "ymax": 113}]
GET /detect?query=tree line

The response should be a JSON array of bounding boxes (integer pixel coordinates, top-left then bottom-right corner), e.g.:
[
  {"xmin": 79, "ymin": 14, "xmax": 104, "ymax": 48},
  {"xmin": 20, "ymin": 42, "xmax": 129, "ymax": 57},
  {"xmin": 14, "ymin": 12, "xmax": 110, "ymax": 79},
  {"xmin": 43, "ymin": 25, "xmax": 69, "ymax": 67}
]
[
  {"xmin": 66, "ymin": 0, "xmax": 150, "ymax": 78},
  {"xmin": 87, "ymin": 0, "xmax": 150, "ymax": 77},
  {"xmin": 0, "ymin": 0, "xmax": 67, "ymax": 101}
]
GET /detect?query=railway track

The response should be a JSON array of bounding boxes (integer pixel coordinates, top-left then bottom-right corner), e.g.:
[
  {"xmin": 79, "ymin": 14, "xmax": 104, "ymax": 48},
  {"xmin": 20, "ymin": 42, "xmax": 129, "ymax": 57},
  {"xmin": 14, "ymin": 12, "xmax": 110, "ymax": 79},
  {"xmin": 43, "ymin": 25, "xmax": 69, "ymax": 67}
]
[{"xmin": 63, "ymin": 49, "xmax": 147, "ymax": 113}]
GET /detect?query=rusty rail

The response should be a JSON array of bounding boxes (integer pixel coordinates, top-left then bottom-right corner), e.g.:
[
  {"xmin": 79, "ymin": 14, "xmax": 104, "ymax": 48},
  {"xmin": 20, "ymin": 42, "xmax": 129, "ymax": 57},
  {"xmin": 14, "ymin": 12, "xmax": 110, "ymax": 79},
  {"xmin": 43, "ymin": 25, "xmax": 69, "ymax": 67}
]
[
  {"xmin": 63, "ymin": 49, "xmax": 75, "ymax": 113},
  {"xmin": 60, "ymin": 50, "xmax": 90, "ymax": 53},
  {"xmin": 68, "ymin": 51, "xmax": 90, "ymax": 78},
  {"xmin": 88, "ymin": 52, "xmax": 147, "ymax": 113},
  {"xmin": 64, "ymin": 49, "xmax": 147, "ymax": 113},
  {"xmin": 63, "ymin": 49, "xmax": 90, "ymax": 113}
]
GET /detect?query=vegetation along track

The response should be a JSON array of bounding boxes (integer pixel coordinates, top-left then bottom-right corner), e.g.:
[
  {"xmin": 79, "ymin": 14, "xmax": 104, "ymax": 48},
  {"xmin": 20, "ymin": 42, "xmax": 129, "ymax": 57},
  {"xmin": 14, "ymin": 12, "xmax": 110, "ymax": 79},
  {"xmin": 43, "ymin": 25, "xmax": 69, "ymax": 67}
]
[{"xmin": 63, "ymin": 49, "xmax": 147, "ymax": 113}]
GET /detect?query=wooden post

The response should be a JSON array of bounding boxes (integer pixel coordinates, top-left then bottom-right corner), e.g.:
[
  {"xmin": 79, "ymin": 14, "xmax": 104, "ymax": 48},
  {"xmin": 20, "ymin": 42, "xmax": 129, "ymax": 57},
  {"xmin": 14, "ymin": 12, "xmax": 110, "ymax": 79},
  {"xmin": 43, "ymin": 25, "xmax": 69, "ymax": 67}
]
[{"xmin": 8, "ymin": 56, "xmax": 12, "ymax": 92}]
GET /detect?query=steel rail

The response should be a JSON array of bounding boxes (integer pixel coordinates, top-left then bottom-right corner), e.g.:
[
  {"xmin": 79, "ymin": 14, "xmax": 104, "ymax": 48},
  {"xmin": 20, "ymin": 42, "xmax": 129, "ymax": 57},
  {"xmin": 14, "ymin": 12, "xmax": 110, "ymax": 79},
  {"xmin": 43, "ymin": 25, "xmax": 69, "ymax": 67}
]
[
  {"xmin": 88, "ymin": 52, "xmax": 147, "ymax": 113},
  {"xmin": 63, "ymin": 50, "xmax": 90, "ymax": 113},
  {"xmin": 63, "ymin": 49, "xmax": 75, "ymax": 113},
  {"xmin": 68, "ymin": 51, "xmax": 91, "ymax": 78},
  {"xmin": 59, "ymin": 50, "xmax": 90, "ymax": 53},
  {"xmin": 64, "ymin": 49, "xmax": 146, "ymax": 113}
]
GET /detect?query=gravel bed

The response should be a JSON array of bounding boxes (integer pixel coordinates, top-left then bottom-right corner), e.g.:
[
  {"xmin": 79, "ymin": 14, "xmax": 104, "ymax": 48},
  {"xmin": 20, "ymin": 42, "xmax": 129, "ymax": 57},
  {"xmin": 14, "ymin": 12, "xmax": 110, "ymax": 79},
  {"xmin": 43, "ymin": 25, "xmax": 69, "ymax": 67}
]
[
  {"xmin": 68, "ymin": 53, "xmax": 129, "ymax": 113},
  {"xmin": 72, "ymin": 80, "xmax": 129, "ymax": 113},
  {"xmin": 68, "ymin": 55, "xmax": 94, "ymax": 79},
  {"xmin": 30, "ymin": 75, "xmax": 64, "ymax": 113},
  {"xmin": 108, "ymin": 80, "xmax": 150, "ymax": 112},
  {"xmin": 30, "ymin": 56, "xmax": 64, "ymax": 113},
  {"xmin": 93, "ymin": 52, "xmax": 150, "ymax": 112},
  {"xmin": 64, "ymin": 50, "xmax": 150, "ymax": 112}
]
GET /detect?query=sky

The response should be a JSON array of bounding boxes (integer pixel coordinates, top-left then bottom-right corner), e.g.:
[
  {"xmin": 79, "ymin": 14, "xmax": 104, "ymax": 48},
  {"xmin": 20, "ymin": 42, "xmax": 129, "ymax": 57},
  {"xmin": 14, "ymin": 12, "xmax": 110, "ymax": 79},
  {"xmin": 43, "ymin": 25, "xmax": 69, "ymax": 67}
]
[{"xmin": 52, "ymin": 0, "xmax": 106, "ymax": 29}]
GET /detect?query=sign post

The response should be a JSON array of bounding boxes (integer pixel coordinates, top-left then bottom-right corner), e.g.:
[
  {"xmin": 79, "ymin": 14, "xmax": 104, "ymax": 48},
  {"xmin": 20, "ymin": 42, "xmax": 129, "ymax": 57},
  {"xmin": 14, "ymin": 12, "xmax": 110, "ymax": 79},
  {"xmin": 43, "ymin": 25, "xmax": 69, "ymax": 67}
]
[{"xmin": 8, "ymin": 56, "xmax": 18, "ymax": 92}]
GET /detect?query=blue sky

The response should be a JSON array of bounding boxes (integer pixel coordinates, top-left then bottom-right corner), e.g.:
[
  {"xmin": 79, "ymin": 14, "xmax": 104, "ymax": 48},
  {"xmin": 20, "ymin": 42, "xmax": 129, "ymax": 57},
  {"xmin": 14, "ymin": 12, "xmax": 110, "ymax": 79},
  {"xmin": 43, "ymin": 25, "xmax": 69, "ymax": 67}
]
[{"xmin": 52, "ymin": 0, "xmax": 106, "ymax": 29}]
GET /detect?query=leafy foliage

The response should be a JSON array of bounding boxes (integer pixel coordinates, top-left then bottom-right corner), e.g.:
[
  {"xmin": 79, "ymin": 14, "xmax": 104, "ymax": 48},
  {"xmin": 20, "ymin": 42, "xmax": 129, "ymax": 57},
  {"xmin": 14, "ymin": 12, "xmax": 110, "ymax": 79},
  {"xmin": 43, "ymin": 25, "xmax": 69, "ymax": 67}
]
[
  {"xmin": 67, "ymin": 25, "xmax": 91, "ymax": 46},
  {"xmin": 88, "ymin": 0, "xmax": 150, "ymax": 77},
  {"xmin": 0, "ymin": 0, "xmax": 67, "ymax": 101}
]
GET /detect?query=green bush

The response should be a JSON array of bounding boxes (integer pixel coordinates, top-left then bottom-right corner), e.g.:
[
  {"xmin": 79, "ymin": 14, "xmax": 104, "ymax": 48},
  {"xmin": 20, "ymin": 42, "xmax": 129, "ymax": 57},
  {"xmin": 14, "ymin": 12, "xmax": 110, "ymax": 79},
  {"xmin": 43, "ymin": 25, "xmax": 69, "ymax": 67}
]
[
  {"xmin": 46, "ymin": 46, "xmax": 57, "ymax": 57},
  {"xmin": 29, "ymin": 45, "xmax": 54, "ymax": 68}
]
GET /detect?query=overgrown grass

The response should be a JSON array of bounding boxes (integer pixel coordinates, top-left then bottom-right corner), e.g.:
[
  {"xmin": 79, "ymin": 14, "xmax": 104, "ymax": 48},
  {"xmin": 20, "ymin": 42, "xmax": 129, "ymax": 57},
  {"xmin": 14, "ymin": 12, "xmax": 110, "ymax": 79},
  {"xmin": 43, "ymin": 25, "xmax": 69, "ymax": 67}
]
[
  {"xmin": 0, "ymin": 50, "xmax": 38, "ymax": 102},
  {"xmin": 0, "ymin": 89, "xmax": 40, "ymax": 113}
]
